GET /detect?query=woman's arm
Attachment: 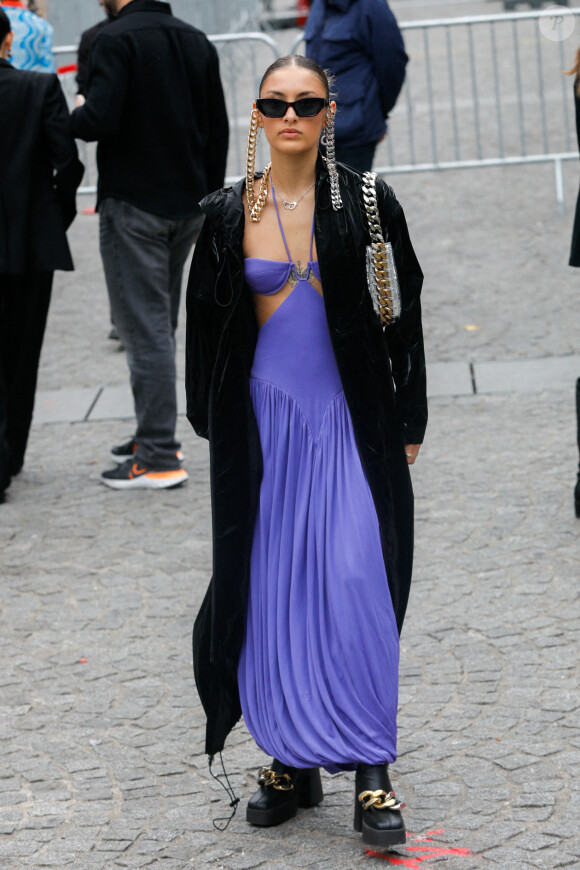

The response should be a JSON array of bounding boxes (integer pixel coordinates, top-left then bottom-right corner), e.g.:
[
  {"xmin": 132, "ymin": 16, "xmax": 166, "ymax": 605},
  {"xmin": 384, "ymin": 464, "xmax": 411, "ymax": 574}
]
[{"xmin": 377, "ymin": 181, "xmax": 427, "ymax": 448}]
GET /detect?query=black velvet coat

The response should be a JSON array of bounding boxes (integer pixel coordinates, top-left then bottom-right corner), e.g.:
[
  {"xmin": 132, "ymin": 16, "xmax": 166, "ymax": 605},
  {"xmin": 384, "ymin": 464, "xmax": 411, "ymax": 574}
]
[{"xmin": 185, "ymin": 161, "xmax": 427, "ymax": 758}]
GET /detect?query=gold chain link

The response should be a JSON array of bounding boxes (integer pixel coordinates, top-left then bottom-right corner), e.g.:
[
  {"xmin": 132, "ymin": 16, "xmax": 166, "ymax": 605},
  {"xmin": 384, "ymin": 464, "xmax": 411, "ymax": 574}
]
[
  {"xmin": 245, "ymin": 108, "xmax": 271, "ymax": 223},
  {"xmin": 358, "ymin": 789, "xmax": 405, "ymax": 811},
  {"xmin": 257, "ymin": 767, "xmax": 294, "ymax": 792}
]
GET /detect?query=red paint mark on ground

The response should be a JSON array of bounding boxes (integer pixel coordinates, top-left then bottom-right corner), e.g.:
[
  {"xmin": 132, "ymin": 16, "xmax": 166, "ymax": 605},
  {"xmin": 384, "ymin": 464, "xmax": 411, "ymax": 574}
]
[
  {"xmin": 82, "ymin": 207, "xmax": 96, "ymax": 216},
  {"xmin": 365, "ymin": 831, "xmax": 474, "ymax": 867}
]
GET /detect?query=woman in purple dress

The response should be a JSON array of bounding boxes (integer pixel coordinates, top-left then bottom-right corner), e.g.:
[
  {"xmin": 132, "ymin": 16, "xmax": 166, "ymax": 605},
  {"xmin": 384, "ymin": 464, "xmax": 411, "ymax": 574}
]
[{"xmin": 186, "ymin": 56, "xmax": 426, "ymax": 847}]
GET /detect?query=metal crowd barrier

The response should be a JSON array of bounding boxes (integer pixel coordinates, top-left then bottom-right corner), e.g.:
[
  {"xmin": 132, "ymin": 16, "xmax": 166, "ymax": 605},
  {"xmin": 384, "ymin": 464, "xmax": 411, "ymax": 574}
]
[
  {"xmin": 46, "ymin": 0, "xmax": 262, "ymax": 50},
  {"xmin": 292, "ymin": 9, "xmax": 580, "ymax": 210},
  {"xmin": 209, "ymin": 32, "xmax": 279, "ymax": 182},
  {"xmin": 56, "ymin": 10, "xmax": 580, "ymax": 208}
]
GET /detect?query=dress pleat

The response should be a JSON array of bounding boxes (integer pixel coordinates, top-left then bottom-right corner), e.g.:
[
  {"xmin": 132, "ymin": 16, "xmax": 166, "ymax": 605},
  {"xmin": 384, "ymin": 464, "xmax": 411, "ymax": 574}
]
[{"xmin": 238, "ymin": 276, "xmax": 399, "ymax": 773}]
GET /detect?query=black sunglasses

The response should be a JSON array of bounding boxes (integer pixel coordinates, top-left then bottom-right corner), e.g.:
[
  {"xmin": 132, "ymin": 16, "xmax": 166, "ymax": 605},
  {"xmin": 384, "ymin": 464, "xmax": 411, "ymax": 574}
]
[{"xmin": 256, "ymin": 97, "xmax": 329, "ymax": 118}]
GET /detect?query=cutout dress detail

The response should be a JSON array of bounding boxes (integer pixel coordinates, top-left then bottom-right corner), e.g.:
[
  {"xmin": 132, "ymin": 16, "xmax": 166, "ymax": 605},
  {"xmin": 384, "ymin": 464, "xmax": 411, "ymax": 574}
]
[{"xmin": 238, "ymin": 189, "xmax": 400, "ymax": 773}]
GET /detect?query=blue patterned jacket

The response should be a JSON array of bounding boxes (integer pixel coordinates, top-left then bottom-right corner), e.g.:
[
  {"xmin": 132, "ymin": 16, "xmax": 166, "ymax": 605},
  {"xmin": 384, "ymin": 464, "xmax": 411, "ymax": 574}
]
[{"xmin": 2, "ymin": 2, "xmax": 55, "ymax": 73}]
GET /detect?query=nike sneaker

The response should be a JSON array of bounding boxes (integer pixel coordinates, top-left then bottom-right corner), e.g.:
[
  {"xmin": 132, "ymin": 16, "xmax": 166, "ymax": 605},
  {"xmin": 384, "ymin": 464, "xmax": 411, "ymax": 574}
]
[
  {"xmin": 101, "ymin": 459, "xmax": 188, "ymax": 490},
  {"xmin": 111, "ymin": 438, "xmax": 184, "ymax": 464}
]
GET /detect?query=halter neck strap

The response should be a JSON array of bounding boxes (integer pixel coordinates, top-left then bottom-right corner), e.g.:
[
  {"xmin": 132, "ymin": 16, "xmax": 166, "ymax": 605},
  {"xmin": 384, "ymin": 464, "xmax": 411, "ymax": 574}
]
[{"xmin": 271, "ymin": 183, "xmax": 316, "ymax": 265}]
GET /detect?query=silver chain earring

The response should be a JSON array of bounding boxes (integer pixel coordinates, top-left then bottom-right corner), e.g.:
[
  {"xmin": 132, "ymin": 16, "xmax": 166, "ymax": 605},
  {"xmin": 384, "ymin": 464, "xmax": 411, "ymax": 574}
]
[{"xmin": 322, "ymin": 108, "xmax": 343, "ymax": 211}]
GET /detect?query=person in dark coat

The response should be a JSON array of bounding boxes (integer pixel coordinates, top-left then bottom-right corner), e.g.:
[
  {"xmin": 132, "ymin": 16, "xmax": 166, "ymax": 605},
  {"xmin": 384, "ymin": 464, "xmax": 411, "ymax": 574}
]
[
  {"xmin": 0, "ymin": 8, "xmax": 84, "ymax": 502},
  {"xmin": 75, "ymin": 0, "xmax": 116, "ymax": 100},
  {"xmin": 573, "ymin": 75, "xmax": 580, "ymax": 519},
  {"xmin": 568, "ymin": 62, "xmax": 580, "ymax": 269},
  {"xmin": 186, "ymin": 56, "xmax": 426, "ymax": 844},
  {"xmin": 304, "ymin": 0, "xmax": 408, "ymax": 172},
  {"xmin": 75, "ymin": 0, "xmax": 118, "ymax": 341},
  {"xmin": 71, "ymin": 0, "xmax": 229, "ymax": 490}
]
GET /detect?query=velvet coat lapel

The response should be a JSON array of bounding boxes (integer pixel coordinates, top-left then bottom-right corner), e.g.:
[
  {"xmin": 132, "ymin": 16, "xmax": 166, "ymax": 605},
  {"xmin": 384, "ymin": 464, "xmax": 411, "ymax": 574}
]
[{"xmin": 185, "ymin": 160, "xmax": 427, "ymax": 757}]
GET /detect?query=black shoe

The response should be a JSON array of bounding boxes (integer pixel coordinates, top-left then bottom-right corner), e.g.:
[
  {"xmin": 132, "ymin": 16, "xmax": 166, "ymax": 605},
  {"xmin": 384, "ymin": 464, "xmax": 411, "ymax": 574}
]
[
  {"xmin": 108, "ymin": 326, "xmax": 120, "ymax": 341},
  {"xmin": 110, "ymin": 438, "xmax": 137, "ymax": 463},
  {"xmin": 354, "ymin": 763, "xmax": 406, "ymax": 847},
  {"xmin": 101, "ymin": 458, "xmax": 188, "ymax": 490},
  {"xmin": 110, "ymin": 438, "xmax": 184, "ymax": 465},
  {"xmin": 246, "ymin": 760, "xmax": 323, "ymax": 827}
]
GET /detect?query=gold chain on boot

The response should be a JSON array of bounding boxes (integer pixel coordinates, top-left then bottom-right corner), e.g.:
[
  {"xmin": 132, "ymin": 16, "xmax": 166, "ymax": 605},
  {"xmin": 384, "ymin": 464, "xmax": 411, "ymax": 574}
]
[
  {"xmin": 257, "ymin": 767, "xmax": 294, "ymax": 791},
  {"xmin": 358, "ymin": 789, "xmax": 405, "ymax": 811}
]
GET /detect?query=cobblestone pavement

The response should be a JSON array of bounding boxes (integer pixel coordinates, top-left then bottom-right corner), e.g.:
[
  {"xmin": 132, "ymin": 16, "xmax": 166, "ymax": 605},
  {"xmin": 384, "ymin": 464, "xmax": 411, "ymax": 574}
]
[
  {"xmin": 3, "ymin": 2, "xmax": 580, "ymax": 864},
  {"xmin": 2, "ymin": 388, "xmax": 579, "ymax": 869}
]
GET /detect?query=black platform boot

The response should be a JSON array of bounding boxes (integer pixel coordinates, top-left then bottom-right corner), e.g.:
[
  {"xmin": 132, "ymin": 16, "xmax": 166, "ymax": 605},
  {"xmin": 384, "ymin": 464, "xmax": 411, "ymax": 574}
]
[
  {"xmin": 574, "ymin": 378, "xmax": 580, "ymax": 519},
  {"xmin": 354, "ymin": 763, "xmax": 406, "ymax": 847},
  {"xmin": 246, "ymin": 759, "xmax": 323, "ymax": 827}
]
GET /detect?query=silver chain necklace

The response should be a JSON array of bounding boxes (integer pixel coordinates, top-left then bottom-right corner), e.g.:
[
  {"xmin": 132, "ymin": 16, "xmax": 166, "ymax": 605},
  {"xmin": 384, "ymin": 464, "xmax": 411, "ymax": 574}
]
[{"xmin": 271, "ymin": 178, "xmax": 315, "ymax": 211}]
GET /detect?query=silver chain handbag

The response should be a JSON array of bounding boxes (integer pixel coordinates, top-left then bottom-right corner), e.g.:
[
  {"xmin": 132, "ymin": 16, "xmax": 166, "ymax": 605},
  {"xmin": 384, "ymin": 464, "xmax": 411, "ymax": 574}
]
[{"xmin": 362, "ymin": 171, "xmax": 401, "ymax": 327}]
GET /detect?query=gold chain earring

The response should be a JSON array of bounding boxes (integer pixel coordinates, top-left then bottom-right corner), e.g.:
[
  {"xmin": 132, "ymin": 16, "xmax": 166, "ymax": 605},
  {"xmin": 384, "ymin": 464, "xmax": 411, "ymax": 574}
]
[{"xmin": 246, "ymin": 107, "xmax": 271, "ymax": 222}]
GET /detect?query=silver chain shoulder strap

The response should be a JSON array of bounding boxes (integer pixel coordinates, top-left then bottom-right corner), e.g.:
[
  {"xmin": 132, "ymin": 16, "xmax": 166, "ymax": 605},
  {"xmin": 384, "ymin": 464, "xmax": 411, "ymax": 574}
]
[{"xmin": 362, "ymin": 171, "xmax": 401, "ymax": 327}]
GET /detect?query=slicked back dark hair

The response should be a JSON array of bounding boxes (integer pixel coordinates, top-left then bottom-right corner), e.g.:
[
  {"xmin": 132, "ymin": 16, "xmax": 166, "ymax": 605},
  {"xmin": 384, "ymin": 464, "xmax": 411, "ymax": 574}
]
[
  {"xmin": 258, "ymin": 55, "xmax": 334, "ymax": 99},
  {"xmin": 0, "ymin": 9, "xmax": 11, "ymax": 44}
]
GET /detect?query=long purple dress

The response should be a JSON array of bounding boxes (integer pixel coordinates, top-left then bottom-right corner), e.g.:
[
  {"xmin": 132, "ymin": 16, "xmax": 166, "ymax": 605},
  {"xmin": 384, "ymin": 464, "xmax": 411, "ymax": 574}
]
[{"xmin": 238, "ymin": 194, "xmax": 400, "ymax": 774}]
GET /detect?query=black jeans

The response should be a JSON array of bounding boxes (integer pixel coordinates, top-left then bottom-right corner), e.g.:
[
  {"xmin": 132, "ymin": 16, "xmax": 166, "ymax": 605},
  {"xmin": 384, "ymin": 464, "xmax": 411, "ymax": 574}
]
[
  {"xmin": 0, "ymin": 271, "xmax": 53, "ymax": 494},
  {"xmin": 99, "ymin": 198, "xmax": 199, "ymax": 470},
  {"xmin": 335, "ymin": 141, "xmax": 378, "ymax": 174}
]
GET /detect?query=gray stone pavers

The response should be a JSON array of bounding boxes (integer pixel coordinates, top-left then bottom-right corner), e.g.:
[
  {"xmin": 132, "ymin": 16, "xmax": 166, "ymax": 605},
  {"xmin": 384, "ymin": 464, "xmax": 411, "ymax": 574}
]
[
  {"xmin": 474, "ymin": 355, "xmax": 580, "ymax": 395},
  {"xmin": 426, "ymin": 362, "xmax": 474, "ymax": 398},
  {"xmin": 34, "ymin": 356, "xmax": 580, "ymax": 427},
  {"xmin": 87, "ymin": 382, "xmax": 188, "ymax": 422},
  {"xmin": 33, "ymin": 388, "xmax": 99, "ymax": 425},
  {"xmin": 3, "ymin": 0, "xmax": 580, "ymax": 865},
  {"xmin": 83, "ymin": 387, "xmax": 129, "ymax": 423},
  {"xmin": 3, "ymin": 372, "xmax": 580, "ymax": 869}
]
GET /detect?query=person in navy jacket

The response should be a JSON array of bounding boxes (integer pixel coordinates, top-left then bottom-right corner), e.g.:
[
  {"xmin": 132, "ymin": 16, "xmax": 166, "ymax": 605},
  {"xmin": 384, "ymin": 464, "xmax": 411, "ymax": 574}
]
[{"xmin": 305, "ymin": 0, "xmax": 408, "ymax": 172}]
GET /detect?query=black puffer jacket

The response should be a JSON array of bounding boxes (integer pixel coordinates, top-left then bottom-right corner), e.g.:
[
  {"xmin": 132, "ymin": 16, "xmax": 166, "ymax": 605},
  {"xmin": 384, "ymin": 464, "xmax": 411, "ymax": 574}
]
[{"xmin": 185, "ymin": 159, "xmax": 427, "ymax": 757}]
